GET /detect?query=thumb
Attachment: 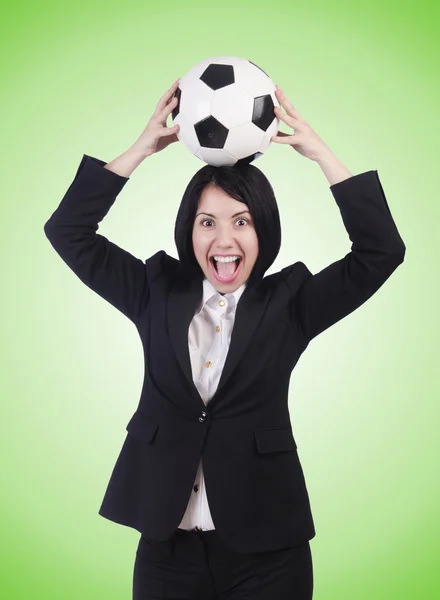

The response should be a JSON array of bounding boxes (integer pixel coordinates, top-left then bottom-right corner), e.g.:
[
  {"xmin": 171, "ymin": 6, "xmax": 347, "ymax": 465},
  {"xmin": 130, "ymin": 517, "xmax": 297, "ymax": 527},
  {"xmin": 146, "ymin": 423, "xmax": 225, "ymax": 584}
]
[{"xmin": 271, "ymin": 130, "xmax": 297, "ymax": 143}]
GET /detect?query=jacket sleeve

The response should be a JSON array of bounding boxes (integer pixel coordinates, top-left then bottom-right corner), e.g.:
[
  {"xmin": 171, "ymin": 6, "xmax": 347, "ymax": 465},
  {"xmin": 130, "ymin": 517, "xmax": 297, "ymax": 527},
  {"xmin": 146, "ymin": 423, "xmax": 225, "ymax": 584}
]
[
  {"xmin": 282, "ymin": 170, "xmax": 406, "ymax": 343},
  {"xmin": 43, "ymin": 154, "xmax": 164, "ymax": 322}
]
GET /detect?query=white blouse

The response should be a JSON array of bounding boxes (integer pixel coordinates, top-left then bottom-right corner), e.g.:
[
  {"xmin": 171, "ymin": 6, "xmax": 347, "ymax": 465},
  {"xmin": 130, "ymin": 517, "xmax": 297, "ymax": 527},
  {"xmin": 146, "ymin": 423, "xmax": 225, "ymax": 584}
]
[{"xmin": 178, "ymin": 276, "xmax": 247, "ymax": 531}]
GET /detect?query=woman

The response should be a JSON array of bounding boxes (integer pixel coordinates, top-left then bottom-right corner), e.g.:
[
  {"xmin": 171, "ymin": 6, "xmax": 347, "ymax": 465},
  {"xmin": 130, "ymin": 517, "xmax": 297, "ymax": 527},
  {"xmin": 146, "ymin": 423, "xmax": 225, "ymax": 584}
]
[{"xmin": 44, "ymin": 79, "xmax": 405, "ymax": 599}]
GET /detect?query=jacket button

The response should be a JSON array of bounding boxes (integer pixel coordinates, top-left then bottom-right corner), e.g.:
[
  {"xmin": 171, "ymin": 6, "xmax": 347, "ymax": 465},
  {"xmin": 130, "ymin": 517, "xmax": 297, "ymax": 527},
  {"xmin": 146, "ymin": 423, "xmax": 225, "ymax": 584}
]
[{"xmin": 198, "ymin": 411, "xmax": 207, "ymax": 423}]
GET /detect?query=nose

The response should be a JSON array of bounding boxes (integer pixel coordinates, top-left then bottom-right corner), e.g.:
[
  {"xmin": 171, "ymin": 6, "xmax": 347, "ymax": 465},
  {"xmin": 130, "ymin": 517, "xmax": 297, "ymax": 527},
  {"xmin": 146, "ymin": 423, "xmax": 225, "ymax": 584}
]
[{"xmin": 215, "ymin": 224, "xmax": 236, "ymax": 248}]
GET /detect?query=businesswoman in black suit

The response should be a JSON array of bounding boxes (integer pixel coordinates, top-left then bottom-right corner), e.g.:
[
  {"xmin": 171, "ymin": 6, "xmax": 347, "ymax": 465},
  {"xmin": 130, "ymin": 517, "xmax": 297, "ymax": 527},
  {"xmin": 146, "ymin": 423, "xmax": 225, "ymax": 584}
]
[{"xmin": 44, "ymin": 79, "xmax": 405, "ymax": 600}]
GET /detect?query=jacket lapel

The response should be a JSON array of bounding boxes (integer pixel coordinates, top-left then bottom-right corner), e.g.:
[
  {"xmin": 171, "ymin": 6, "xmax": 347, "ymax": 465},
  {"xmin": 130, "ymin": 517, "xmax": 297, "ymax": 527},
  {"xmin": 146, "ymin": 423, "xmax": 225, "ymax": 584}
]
[{"xmin": 167, "ymin": 272, "xmax": 269, "ymax": 411}]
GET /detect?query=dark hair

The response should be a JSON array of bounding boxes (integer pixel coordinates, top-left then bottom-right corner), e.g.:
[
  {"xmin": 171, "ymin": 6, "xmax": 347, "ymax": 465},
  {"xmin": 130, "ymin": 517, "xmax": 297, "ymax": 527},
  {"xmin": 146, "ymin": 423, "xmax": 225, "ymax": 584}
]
[{"xmin": 174, "ymin": 162, "xmax": 281, "ymax": 289}]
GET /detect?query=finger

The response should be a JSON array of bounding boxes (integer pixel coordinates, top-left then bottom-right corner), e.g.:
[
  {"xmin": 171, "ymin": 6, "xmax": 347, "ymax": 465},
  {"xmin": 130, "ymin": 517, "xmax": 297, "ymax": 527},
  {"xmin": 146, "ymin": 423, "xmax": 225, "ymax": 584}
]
[
  {"xmin": 275, "ymin": 87, "xmax": 297, "ymax": 112},
  {"xmin": 155, "ymin": 95, "xmax": 179, "ymax": 124},
  {"xmin": 274, "ymin": 106, "xmax": 301, "ymax": 129},
  {"xmin": 271, "ymin": 133, "xmax": 298, "ymax": 143},
  {"xmin": 158, "ymin": 123, "xmax": 180, "ymax": 136},
  {"xmin": 155, "ymin": 83, "xmax": 177, "ymax": 113},
  {"xmin": 155, "ymin": 79, "xmax": 181, "ymax": 114},
  {"xmin": 157, "ymin": 85, "xmax": 179, "ymax": 115},
  {"xmin": 275, "ymin": 87, "xmax": 301, "ymax": 119}
]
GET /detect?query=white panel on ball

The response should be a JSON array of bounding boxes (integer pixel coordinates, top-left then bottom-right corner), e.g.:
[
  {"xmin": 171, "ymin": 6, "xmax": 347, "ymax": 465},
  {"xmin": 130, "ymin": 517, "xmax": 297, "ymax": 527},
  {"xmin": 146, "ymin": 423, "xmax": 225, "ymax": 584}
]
[
  {"xmin": 195, "ymin": 147, "xmax": 238, "ymax": 167},
  {"xmin": 180, "ymin": 79, "xmax": 215, "ymax": 125},
  {"xmin": 233, "ymin": 61, "xmax": 276, "ymax": 98},
  {"xmin": 211, "ymin": 86, "xmax": 255, "ymax": 129},
  {"xmin": 224, "ymin": 122, "xmax": 265, "ymax": 161}
]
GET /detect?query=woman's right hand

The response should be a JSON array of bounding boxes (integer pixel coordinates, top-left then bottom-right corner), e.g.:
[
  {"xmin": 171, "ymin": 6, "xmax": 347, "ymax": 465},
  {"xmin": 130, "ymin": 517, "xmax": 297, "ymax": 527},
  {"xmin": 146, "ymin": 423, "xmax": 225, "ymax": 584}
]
[{"xmin": 130, "ymin": 79, "xmax": 181, "ymax": 158}]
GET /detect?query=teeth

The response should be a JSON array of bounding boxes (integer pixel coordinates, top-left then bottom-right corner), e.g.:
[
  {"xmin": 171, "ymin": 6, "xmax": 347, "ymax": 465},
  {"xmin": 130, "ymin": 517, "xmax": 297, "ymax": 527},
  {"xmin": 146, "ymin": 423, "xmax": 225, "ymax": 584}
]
[{"xmin": 213, "ymin": 255, "xmax": 240, "ymax": 263}]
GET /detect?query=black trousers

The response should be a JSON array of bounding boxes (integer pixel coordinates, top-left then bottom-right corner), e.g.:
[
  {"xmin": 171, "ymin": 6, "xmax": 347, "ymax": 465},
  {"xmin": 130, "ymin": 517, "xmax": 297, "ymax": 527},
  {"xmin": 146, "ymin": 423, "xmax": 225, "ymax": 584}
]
[{"xmin": 133, "ymin": 527, "xmax": 314, "ymax": 600}]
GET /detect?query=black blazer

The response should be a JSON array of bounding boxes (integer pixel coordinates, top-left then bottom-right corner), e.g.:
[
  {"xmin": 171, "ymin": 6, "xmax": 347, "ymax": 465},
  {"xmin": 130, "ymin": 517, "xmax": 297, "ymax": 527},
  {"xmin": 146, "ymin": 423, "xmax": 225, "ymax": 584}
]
[{"xmin": 44, "ymin": 154, "xmax": 405, "ymax": 554}]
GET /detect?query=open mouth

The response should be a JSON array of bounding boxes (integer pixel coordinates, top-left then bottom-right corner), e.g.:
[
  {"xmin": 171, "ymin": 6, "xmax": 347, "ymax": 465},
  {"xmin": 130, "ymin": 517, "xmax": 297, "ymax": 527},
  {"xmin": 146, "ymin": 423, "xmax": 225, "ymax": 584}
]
[
  {"xmin": 210, "ymin": 257, "xmax": 241, "ymax": 272},
  {"xmin": 209, "ymin": 257, "xmax": 242, "ymax": 283}
]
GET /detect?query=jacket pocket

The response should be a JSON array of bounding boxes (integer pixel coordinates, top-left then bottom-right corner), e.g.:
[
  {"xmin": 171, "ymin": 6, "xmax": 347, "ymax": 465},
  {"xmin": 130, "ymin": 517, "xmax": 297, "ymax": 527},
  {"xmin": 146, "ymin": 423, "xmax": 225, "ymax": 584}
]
[
  {"xmin": 126, "ymin": 411, "xmax": 159, "ymax": 443},
  {"xmin": 254, "ymin": 427, "xmax": 297, "ymax": 453}
]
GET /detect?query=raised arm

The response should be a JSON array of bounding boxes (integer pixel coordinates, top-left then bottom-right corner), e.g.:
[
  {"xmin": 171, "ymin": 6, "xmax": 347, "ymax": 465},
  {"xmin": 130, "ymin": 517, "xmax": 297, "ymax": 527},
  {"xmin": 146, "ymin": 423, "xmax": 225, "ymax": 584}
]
[
  {"xmin": 43, "ymin": 153, "xmax": 159, "ymax": 321},
  {"xmin": 273, "ymin": 85, "xmax": 405, "ymax": 343},
  {"xmin": 43, "ymin": 79, "xmax": 182, "ymax": 322},
  {"xmin": 284, "ymin": 168, "xmax": 405, "ymax": 343}
]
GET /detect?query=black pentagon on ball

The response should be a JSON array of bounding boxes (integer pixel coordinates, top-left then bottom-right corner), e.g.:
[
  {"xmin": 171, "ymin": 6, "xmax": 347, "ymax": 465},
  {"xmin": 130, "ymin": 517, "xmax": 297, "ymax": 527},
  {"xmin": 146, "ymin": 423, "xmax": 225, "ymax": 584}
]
[
  {"xmin": 195, "ymin": 116, "xmax": 229, "ymax": 148},
  {"xmin": 236, "ymin": 152, "xmax": 263, "ymax": 166},
  {"xmin": 247, "ymin": 60, "xmax": 269, "ymax": 78},
  {"xmin": 171, "ymin": 86, "xmax": 181, "ymax": 120},
  {"xmin": 252, "ymin": 94, "xmax": 276, "ymax": 132},
  {"xmin": 200, "ymin": 64, "xmax": 235, "ymax": 90}
]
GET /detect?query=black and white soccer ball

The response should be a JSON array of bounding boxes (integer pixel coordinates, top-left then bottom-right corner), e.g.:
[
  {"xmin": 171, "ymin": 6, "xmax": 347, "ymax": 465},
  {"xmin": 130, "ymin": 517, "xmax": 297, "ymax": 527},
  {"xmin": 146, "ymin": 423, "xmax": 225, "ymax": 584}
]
[{"xmin": 171, "ymin": 56, "xmax": 280, "ymax": 167}]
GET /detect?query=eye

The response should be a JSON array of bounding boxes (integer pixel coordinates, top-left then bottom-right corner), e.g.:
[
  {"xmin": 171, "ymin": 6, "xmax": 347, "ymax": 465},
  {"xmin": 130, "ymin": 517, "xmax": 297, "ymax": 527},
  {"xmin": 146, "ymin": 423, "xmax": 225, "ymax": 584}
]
[{"xmin": 200, "ymin": 218, "xmax": 250, "ymax": 227}]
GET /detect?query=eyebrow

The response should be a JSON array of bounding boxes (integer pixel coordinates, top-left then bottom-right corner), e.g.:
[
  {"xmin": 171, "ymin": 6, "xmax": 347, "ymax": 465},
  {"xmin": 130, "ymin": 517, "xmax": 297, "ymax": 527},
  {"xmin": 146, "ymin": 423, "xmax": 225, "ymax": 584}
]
[{"xmin": 196, "ymin": 210, "xmax": 252, "ymax": 218}]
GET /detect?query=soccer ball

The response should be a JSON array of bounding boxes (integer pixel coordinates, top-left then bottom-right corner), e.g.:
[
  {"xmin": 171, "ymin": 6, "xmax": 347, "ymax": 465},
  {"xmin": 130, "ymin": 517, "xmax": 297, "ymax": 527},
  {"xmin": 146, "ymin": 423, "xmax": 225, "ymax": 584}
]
[{"xmin": 171, "ymin": 56, "xmax": 280, "ymax": 167}]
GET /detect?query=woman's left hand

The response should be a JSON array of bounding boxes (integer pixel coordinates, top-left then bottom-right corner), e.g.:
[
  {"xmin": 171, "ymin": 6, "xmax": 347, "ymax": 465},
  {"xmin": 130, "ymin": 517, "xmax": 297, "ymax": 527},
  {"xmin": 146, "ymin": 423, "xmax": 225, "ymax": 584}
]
[{"xmin": 271, "ymin": 86, "xmax": 333, "ymax": 163}]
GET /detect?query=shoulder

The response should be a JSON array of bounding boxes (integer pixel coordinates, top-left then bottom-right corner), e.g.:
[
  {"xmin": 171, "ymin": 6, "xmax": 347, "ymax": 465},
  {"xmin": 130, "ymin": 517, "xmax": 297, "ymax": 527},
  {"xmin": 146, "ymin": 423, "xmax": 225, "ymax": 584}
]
[
  {"xmin": 144, "ymin": 250, "xmax": 179, "ymax": 282},
  {"xmin": 265, "ymin": 261, "xmax": 312, "ymax": 295}
]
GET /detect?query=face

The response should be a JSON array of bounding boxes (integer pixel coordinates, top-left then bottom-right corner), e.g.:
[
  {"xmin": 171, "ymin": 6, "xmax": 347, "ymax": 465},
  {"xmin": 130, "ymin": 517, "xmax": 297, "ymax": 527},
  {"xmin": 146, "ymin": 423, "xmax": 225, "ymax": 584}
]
[{"xmin": 192, "ymin": 184, "xmax": 259, "ymax": 293}]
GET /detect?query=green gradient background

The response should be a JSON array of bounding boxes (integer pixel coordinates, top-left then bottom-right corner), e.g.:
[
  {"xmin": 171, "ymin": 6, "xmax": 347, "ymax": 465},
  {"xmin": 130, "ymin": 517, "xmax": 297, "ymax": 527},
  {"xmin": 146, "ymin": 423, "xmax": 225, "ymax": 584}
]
[{"xmin": 2, "ymin": 0, "xmax": 439, "ymax": 598}]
